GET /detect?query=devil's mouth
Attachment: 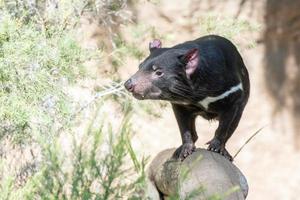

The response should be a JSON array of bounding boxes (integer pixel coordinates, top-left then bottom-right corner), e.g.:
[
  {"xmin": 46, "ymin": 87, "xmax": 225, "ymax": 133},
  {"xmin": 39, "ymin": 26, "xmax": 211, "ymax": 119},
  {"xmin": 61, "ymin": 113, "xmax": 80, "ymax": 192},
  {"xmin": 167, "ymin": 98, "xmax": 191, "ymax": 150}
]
[
  {"xmin": 132, "ymin": 90, "xmax": 162, "ymax": 100},
  {"xmin": 132, "ymin": 93, "xmax": 145, "ymax": 100}
]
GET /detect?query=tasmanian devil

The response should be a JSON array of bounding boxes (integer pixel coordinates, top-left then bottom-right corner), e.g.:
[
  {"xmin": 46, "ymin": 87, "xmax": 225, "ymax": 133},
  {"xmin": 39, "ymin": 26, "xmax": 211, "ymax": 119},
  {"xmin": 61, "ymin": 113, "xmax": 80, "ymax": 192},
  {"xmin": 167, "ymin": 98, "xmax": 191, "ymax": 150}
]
[{"xmin": 124, "ymin": 35, "xmax": 250, "ymax": 161}]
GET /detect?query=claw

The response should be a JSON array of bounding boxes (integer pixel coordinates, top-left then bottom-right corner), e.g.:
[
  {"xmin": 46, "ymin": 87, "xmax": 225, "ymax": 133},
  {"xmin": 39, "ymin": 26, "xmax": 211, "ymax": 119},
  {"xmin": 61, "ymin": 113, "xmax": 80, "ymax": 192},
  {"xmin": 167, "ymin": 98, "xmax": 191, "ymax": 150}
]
[
  {"xmin": 207, "ymin": 138, "xmax": 233, "ymax": 161},
  {"xmin": 173, "ymin": 143, "xmax": 196, "ymax": 161}
]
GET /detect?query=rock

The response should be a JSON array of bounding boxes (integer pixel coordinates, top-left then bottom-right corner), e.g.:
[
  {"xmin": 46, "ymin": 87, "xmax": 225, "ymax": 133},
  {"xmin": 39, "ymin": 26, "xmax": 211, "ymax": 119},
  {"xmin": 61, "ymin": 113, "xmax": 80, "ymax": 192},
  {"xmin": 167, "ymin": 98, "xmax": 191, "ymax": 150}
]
[{"xmin": 147, "ymin": 148, "xmax": 248, "ymax": 200}]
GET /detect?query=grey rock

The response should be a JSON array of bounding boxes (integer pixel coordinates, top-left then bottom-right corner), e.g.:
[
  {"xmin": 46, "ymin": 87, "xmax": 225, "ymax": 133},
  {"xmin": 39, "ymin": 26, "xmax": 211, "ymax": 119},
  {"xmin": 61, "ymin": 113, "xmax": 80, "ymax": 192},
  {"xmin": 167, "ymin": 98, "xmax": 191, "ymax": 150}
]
[{"xmin": 147, "ymin": 148, "xmax": 248, "ymax": 200}]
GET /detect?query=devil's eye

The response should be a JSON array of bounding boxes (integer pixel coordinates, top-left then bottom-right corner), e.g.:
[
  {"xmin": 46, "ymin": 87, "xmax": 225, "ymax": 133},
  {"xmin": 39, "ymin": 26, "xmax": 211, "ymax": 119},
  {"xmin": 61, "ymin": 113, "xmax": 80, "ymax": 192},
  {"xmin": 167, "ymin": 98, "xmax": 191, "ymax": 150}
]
[{"xmin": 155, "ymin": 70, "xmax": 164, "ymax": 77}]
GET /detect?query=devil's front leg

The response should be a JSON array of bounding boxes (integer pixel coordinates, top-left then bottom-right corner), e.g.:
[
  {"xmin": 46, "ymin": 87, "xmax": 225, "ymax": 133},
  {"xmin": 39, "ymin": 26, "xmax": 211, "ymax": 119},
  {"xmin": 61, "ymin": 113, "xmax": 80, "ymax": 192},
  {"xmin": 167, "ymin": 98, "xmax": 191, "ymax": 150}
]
[
  {"xmin": 171, "ymin": 104, "xmax": 197, "ymax": 161},
  {"xmin": 207, "ymin": 104, "xmax": 245, "ymax": 161}
]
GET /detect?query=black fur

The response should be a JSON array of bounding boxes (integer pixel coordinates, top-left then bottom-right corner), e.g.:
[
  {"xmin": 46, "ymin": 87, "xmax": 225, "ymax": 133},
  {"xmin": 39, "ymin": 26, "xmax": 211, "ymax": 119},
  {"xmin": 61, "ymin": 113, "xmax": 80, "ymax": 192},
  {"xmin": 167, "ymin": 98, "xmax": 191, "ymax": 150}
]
[{"xmin": 124, "ymin": 35, "xmax": 250, "ymax": 161}]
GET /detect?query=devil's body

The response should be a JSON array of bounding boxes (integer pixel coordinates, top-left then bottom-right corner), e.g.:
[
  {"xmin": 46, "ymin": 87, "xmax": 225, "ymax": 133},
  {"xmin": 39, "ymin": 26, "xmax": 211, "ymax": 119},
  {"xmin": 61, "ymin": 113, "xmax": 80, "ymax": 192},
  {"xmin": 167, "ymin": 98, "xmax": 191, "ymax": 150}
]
[{"xmin": 125, "ymin": 35, "xmax": 250, "ymax": 161}]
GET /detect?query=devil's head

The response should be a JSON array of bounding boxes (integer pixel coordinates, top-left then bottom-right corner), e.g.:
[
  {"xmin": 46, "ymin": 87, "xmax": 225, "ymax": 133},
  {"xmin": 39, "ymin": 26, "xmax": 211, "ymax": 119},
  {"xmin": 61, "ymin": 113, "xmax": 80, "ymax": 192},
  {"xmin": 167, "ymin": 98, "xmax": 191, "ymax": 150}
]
[{"xmin": 124, "ymin": 39, "xmax": 200, "ymax": 102}]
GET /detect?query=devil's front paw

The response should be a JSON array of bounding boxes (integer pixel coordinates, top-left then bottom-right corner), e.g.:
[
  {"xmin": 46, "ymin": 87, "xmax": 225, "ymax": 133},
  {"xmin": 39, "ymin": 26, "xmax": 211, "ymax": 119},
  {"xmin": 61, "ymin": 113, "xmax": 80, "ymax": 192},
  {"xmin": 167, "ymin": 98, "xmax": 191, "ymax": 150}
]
[
  {"xmin": 173, "ymin": 143, "xmax": 196, "ymax": 161},
  {"xmin": 219, "ymin": 148, "xmax": 233, "ymax": 161},
  {"xmin": 206, "ymin": 138, "xmax": 222, "ymax": 152},
  {"xmin": 206, "ymin": 138, "xmax": 233, "ymax": 161}
]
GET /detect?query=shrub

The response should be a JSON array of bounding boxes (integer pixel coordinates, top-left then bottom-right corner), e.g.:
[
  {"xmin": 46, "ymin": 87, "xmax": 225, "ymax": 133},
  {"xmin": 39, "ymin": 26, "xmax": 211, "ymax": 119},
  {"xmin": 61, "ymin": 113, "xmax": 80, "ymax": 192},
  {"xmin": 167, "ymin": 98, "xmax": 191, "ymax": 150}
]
[
  {"xmin": 0, "ymin": 12, "xmax": 99, "ymax": 142},
  {"xmin": 0, "ymin": 105, "xmax": 148, "ymax": 200}
]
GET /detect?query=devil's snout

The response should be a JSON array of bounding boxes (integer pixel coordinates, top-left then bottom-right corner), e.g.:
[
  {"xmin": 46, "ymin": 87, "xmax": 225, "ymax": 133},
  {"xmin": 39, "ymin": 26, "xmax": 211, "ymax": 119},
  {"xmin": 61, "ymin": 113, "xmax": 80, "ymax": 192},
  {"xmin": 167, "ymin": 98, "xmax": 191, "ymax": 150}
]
[{"xmin": 124, "ymin": 78, "xmax": 135, "ymax": 92}]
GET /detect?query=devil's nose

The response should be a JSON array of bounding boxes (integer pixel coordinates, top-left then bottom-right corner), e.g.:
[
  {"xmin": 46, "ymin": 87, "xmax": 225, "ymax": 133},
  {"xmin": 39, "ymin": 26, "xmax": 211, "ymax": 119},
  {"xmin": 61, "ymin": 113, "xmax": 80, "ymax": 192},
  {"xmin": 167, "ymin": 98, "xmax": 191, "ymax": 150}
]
[{"xmin": 124, "ymin": 79, "xmax": 134, "ymax": 92}]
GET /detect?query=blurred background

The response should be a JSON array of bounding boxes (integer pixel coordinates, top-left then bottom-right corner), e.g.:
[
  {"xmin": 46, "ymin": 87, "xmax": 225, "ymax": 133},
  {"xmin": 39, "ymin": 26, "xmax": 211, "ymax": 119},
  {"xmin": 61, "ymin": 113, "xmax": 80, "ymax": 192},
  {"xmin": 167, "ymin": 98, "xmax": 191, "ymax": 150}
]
[{"xmin": 0, "ymin": 0, "xmax": 299, "ymax": 199}]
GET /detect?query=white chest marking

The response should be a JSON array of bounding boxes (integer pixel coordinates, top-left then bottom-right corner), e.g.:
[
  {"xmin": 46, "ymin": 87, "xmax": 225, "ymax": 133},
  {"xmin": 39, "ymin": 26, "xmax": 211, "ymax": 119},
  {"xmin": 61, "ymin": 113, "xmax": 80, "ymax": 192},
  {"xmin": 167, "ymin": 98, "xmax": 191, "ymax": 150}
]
[
  {"xmin": 172, "ymin": 101, "xmax": 190, "ymax": 106},
  {"xmin": 198, "ymin": 83, "xmax": 243, "ymax": 110}
]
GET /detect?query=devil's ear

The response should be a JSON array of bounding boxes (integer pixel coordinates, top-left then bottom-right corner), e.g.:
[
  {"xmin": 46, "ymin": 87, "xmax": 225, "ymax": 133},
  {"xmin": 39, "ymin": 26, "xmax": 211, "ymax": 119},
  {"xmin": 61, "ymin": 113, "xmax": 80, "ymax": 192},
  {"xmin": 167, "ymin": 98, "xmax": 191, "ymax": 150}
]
[
  {"xmin": 179, "ymin": 48, "xmax": 199, "ymax": 78},
  {"xmin": 149, "ymin": 39, "xmax": 162, "ymax": 52}
]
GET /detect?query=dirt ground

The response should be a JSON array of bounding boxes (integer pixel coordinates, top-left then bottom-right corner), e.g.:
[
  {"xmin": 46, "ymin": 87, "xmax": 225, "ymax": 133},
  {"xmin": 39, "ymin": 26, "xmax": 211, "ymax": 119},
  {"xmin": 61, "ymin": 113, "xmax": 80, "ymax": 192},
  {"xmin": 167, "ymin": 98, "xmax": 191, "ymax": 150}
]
[{"xmin": 120, "ymin": 1, "xmax": 300, "ymax": 199}]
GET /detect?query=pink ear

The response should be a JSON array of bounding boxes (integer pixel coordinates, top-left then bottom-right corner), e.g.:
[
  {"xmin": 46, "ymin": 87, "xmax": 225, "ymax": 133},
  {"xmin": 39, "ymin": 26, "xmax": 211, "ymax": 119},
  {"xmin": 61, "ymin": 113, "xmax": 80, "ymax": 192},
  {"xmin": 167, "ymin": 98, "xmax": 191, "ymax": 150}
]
[
  {"xmin": 184, "ymin": 48, "xmax": 199, "ymax": 78},
  {"xmin": 149, "ymin": 39, "xmax": 162, "ymax": 51}
]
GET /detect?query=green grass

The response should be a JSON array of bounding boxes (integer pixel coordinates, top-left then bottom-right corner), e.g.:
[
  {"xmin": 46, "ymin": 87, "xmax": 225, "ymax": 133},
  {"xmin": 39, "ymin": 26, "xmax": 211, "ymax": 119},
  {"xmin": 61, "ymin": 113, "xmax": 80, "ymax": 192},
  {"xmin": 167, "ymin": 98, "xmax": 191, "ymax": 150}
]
[{"xmin": 0, "ymin": 104, "xmax": 148, "ymax": 200}]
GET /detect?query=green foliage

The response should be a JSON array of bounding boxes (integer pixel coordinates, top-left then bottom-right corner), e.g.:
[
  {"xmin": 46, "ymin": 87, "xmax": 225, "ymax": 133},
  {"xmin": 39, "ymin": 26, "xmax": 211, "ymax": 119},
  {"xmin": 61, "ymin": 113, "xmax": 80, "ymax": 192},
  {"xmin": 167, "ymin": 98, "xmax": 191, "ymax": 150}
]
[
  {"xmin": 0, "ymin": 162, "xmax": 15, "ymax": 200},
  {"xmin": 0, "ymin": 1, "xmax": 150, "ymax": 199},
  {"xmin": 0, "ymin": 12, "xmax": 99, "ymax": 142},
  {"xmin": 0, "ymin": 105, "xmax": 148, "ymax": 200}
]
